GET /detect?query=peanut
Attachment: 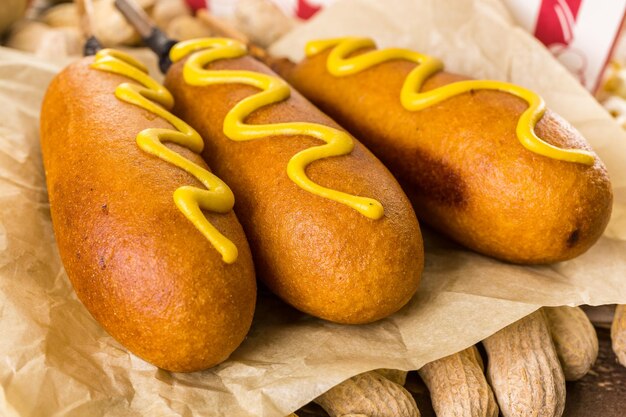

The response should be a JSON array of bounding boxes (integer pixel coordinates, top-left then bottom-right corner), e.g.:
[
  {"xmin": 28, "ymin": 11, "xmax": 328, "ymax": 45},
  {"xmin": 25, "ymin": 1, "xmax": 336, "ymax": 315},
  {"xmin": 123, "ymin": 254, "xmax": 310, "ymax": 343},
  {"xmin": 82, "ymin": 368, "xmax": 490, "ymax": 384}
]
[
  {"xmin": 314, "ymin": 371, "xmax": 420, "ymax": 417},
  {"xmin": 466, "ymin": 345, "xmax": 485, "ymax": 371},
  {"xmin": 41, "ymin": 3, "xmax": 79, "ymax": 28},
  {"xmin": 374, "ymin": 369, "xmax": 407, "ymax": 386},
  {"xmin": 612, "ymin": 304, "xmax": 626, "ymax": 367},
  {"xmin": 7, "ymin": 20, "xmax": 82, "ymax": 59},
  {"xmin": 151, "ymin": 0, "xmax": 191, "ymax": 30},
  {"xmin": 544, "ymin": 306, "xmax": 598, "ymax": 380},
  {"xmin": 92, "ymin": 0, "xmax": 155, "ymax": 47},
  {"xmin": 483, "ymin": 310, "xmax": 566, "ymax": 417},
  {"xmin": 165, "ymin": 15, "xmax": 213, "ymax": 41},
  {"xmin": 0, "ymin": 0, "xmax": 27, "ymax": 35},
  {"xmin": 233, "ymin": 0, "xmax": 294, "ymax": 47},
  {"xmin": 602, "ymin": 96, "xmax": 626, "ymax": 129},
  {"xmin": 418, "ymin": 346, "xmax": 498, "ymax": 417}
]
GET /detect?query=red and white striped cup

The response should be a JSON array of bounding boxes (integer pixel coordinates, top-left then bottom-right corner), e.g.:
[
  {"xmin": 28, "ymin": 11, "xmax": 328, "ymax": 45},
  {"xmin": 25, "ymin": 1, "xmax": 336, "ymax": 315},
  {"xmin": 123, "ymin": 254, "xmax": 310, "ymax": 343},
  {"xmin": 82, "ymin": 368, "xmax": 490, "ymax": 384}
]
[{"xmin": 504, "ymin": 0, "xmax": 626, "ymax": 91}]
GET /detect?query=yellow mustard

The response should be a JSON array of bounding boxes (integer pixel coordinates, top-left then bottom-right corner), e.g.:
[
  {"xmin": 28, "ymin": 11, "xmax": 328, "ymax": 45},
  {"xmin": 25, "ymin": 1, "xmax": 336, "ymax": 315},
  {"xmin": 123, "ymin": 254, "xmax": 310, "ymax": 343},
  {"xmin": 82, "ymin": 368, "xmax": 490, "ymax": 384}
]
[
  {"xmin": 91, "ymin": 49, "xmax": 238, "ymax": 263},
  {"xmin": 170, "ymin": 38, "xmax": 384, "ymax": 220},
  {"xmin": 305, "ymin": 37, "xmax": 595, "ymax": 166}
]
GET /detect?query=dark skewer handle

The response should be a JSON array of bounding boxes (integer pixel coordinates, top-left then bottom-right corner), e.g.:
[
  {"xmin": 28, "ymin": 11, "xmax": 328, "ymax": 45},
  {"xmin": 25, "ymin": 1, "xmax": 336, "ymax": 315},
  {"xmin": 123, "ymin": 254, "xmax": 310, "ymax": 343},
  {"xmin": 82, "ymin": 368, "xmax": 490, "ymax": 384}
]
[
  {"xmin": 114, "ymin": 0, "xmax": 178, "ymax": 73},
  {"xmin": 76, "ymin": 0, "xmax": 102, "ymax": 56},
  {"xmin": 83, "ymin": 35, "xmax": 103, "ymax": 56},
  {"xmin": 144, "ymin": 28, "xmax": 178, "ymax": 74}
]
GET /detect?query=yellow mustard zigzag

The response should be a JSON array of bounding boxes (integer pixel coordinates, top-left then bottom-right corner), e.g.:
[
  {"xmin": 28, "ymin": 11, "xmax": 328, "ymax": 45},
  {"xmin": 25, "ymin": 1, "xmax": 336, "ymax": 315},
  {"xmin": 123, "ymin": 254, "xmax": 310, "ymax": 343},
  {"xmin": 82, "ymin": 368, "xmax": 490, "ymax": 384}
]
[
  {"xmin": 305, "ymin": 37, "xmax": 595, "ymax": 166},
  {"xmin": 170, "ymin": 38, "xmax": 384, "ymax": 220},
  {"xmin": 91, "ymin": 49, "xmax": 238, "ymax": 263}
]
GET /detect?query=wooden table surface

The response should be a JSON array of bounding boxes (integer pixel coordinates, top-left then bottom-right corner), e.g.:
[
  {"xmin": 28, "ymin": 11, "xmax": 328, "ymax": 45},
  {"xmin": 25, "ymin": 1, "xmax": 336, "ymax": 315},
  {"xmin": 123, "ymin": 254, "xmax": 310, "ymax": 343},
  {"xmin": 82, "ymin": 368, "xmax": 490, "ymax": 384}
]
[
  {"xmin": 297, "ymin": 314, "xmax": 626, "ymax": 417},
  {"xmin": 561, "ymin": 326, "xmax": 625, "ymax": 417}
]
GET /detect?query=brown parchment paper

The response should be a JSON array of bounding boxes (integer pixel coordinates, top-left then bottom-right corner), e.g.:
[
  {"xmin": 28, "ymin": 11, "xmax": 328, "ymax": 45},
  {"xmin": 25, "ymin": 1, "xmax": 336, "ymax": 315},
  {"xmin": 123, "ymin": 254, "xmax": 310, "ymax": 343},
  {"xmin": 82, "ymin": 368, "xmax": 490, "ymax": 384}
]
[{"xmin": 2, "ymin": 0, "xmax": 626, "ymax": 416}]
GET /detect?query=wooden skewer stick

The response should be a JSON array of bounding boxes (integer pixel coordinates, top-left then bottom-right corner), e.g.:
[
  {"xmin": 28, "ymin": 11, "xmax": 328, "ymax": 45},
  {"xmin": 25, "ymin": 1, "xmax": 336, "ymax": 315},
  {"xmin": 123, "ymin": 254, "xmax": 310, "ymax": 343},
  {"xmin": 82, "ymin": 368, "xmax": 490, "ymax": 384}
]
[
  {"xmin": 115, "ymin": 0, "xmax": 290, "ymax": 73},
  {"xmin": 114, "ymin": 0, "xmax": 178, "ymax": 73},
  {"xmin": 75, "ymin": 0, "xmax": 93, "ymax": 38},
  {"xmin": 114, "ymin": 0, "xmax": 153, "ymax": 39},
  {"xmin": 76, "ymin": 0, "xmax": 102, "ymax": 55},
  {"xmin": 195, "ymin": 9, "xmax": 249, "ymax": 45},
  {"xmin": 195, "ymin": 9, "xmax": 298, "ymax": 78},
  {"xmin": 195, "ymin": 9, "xmax": 273, "ymax": 63}
]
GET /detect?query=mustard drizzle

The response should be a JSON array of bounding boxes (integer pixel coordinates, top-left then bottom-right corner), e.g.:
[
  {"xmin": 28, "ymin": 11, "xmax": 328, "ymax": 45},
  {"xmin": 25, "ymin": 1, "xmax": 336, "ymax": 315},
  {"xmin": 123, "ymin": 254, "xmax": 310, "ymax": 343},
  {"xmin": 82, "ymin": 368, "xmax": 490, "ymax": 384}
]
[
  {"xmin": 170, "ymin": 38, "xmax": 384, "ymax": 220},
  {"xmin": 305, "ymin": 37, "xmax": 595, "ymax": 166},
  {"xmin": 90, "ymin": 49, "xmax": 238, "ymax": 264}
]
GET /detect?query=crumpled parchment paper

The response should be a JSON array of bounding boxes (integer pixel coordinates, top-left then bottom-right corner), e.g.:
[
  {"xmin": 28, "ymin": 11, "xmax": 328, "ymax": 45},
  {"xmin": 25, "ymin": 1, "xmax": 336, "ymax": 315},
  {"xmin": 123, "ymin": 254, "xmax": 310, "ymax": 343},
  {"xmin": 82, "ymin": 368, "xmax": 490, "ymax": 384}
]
[{"xmin": 1, "ymin": 0, "xmax": 626, "ymax": 416}]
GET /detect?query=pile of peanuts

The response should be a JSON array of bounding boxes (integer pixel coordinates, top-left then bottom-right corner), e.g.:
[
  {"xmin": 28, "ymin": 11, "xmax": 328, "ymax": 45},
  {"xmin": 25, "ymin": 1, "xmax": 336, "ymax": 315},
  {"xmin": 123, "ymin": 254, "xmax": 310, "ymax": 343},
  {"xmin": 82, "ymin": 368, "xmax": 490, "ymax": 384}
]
[
  {"xmin": 599, "ymin": 62, "xmax": 626, "ymax": 128},
  {"xmin": 1, "ymin": 0, "xmax": 295, "ymax": 61},
  {"xmin": 597, "ymin": 29, "xmax": 626, "ymax": 128},
  {"xmin": 4, "ymin": 0, "xmax": 209, "ymax": 59},
  {"xmin": 291, "ymin": 306, "xmax": 626, "ymax": 417}
]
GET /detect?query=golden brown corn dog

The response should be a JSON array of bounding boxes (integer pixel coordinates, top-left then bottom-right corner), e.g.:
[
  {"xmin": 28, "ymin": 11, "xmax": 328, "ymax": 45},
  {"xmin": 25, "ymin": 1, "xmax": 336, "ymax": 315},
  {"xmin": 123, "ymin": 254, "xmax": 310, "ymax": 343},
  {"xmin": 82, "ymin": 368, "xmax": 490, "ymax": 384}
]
[
  {"xmin": 40, "ymin": 50, "xmax": 256, "ymax": 372},
  {"xmin": 164, "ymin": 38, "xmax": 423, "ymax": 324},
  {"xmin": 279, "ymin": 38, "xmax": 612, "ymax": 264}
]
